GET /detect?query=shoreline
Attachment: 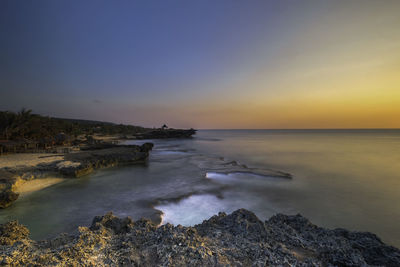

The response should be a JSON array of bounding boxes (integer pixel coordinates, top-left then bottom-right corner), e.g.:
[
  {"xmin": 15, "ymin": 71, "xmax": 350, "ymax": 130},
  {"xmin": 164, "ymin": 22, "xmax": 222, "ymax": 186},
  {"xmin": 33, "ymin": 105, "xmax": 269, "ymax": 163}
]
[
  {"xmin": 0, "ymin": 128, "xmax": 196, "ymax": 208},
  {"xmin": 0, "ymin": 142, "xmax": 154, "ymax": 208},
  {"xmin": 1, "ymin": 209, "xmax": 399, "ymax": 265},
  {"xmin": 14, "ymin": 177, "xmax": 66, "ymax": 197},
  {"xmin": 2, "ymin": 131, "xmax": 399, "ymax": 264}
]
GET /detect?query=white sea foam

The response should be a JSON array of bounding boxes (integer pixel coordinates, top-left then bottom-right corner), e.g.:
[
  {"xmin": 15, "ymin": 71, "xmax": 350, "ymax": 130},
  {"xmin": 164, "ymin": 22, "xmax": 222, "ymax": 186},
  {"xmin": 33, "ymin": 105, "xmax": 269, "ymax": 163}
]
[
  {"xmin": 205, "ymin": 172, "xmax": 235, "ymax": 182},
  {"xmin": 155, "ymin": 150, "xmax": 188, "ymax": 155},
  {"xmin": 205, "ymin": 171, "xmax": 272, "ymax": 184},
  {"xmin": 155, "ymin": 194, "xmax": 231, "ymax": 226}
]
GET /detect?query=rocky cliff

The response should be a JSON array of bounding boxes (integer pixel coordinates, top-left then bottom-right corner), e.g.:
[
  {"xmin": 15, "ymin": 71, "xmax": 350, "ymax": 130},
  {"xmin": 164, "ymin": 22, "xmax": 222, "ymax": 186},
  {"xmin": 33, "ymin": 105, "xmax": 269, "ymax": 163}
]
[{"xmin": 1, "ymin": 209, "xmax": 399, "ymax": 266}]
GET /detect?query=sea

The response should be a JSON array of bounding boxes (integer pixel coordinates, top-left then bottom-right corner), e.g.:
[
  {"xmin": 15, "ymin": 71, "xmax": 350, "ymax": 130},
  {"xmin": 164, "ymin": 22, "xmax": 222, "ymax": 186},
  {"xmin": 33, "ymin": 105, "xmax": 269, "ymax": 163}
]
[{"xmin": 1, "ymin": 129, "xmax": 399, "ymax": 247}]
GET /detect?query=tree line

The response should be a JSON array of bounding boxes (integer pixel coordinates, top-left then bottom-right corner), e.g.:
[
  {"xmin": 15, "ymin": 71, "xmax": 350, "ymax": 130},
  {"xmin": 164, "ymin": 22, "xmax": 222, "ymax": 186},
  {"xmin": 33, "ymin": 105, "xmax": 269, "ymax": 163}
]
[{"xmin": 0, "ymin": 109, "xmax": 147, "ymax": 141}]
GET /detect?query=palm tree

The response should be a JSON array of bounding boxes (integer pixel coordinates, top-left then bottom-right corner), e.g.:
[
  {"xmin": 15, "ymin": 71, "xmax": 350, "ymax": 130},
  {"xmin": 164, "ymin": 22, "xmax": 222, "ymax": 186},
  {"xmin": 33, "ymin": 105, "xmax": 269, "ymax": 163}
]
[{"xmin": 7, "ymin": 108, "xmax": 33, "ymax": 139}]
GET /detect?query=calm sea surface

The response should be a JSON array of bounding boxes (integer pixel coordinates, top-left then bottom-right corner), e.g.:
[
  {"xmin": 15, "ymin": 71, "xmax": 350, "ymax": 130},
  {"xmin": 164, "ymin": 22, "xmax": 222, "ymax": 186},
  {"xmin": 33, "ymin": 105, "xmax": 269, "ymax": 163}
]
[{"xmin": 1, "ymin": 129, "xmax": 399, "ymax": 247}]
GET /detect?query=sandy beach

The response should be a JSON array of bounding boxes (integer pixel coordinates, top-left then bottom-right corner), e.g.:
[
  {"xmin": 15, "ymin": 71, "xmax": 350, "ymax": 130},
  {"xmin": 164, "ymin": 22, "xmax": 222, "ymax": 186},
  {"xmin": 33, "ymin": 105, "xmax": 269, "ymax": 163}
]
[
  {"xmin": 0, "ymin": 153, "xmax": 64, "ymax": 169},
  {"xmin": 0, "ymin": 143, "xmax": 154, "ymax": 209},
  {"xmin": 0, "ymin": 153, "xmax": 66, "ymax": 197},
  {"xmin": 14, "ymin": 177, "xmax": 66, "ymax": 197}
]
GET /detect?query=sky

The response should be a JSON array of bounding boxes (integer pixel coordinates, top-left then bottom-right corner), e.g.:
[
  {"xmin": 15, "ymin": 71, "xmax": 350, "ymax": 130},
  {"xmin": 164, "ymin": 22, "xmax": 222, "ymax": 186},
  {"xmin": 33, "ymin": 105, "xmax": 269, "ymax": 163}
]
[{"xmin": 1, "ymin": 0, "xmax": 399, "ymax": 129}]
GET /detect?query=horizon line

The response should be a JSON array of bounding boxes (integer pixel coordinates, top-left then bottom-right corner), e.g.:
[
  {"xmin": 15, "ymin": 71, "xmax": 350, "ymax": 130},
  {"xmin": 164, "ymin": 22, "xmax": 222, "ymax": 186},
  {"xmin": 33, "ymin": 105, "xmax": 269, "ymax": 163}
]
[{"xmin": 197, "ymin": 128, "xmax": 400, "ymax": 131}]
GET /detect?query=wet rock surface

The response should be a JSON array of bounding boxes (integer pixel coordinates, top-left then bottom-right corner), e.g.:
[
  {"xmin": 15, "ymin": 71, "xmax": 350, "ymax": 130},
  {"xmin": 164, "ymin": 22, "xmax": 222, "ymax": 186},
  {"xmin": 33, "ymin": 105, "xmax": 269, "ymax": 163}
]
[
  {"xmin": 1, "ymin": 209, "xmax": 398, "ymax": 266},
  {"xmin": 0, "ymin": 170, "xmax": 20, "ymax": 209},
  {"xmin": 60, "ymin": 143, "xmax": 154, "ymax": 177}
]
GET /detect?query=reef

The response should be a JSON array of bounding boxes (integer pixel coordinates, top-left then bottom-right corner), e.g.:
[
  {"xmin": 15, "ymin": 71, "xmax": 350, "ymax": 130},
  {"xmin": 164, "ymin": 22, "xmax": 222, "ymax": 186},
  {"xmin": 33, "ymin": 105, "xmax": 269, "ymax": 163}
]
[{"xmin": 1, "ymin": 209, "xmax": 399, "ymax": 266}]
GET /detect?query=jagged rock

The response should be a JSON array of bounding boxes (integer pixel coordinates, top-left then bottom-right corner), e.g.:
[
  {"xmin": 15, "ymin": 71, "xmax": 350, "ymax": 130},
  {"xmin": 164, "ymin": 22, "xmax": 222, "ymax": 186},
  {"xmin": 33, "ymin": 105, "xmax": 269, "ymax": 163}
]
[
  {"xmin": 60, "ymin": 143, "xmax": 153, "ymax": 178},
  {"xmin": 266, "ymin": 213, "xmax": 400, "ymax": 266},
  {"xmin": 0, "ymin": 209, "xmax": 399, "ymax": 266},
  {"xmin": 0, "ymin": 170, "xmax": 20, "ymax": 208},
  {"xmin": 0, "ymin": 189, "xmax": 19, "ymax": 209},
  {"xmin": 58, "ymin": 162, "xmax": 94, "ymax": 178},
  {"xmin": 195, "ymin": 209, "xmax": 268, "ymax": 242},
  {"xmin": 90, "ymin": 212, "xmax": 134, "ymax": 234},
  {"xmin": 0, "ymin": 221, "xmax": 29, "ymax": 246}
]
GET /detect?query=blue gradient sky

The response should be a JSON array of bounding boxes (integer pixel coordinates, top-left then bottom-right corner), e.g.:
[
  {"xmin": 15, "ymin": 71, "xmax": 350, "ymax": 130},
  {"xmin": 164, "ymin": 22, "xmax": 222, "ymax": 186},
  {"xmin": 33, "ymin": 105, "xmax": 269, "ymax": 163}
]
[{"xmin": 1, "ymin": 1, "xmax": 399, "ymax": 128}]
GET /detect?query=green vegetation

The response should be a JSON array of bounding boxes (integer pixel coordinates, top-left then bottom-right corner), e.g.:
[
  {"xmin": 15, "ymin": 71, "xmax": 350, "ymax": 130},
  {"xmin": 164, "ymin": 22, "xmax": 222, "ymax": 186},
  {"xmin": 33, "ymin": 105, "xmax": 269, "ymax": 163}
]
[{"xmin": 0, "ymin": 109, "xmax": 147, "ymax": 141}]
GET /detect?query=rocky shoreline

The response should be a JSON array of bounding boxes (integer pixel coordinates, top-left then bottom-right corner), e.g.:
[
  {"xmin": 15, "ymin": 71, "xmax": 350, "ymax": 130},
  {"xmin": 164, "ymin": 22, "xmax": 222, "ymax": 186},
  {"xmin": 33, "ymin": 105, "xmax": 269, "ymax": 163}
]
[
  {"xmin": 0, "ymin": 143, "xmax": 153, "ymax": 209},
  {"xmin": 1, "ymin": 209, "xmax": 399, "ymax": 266},
  {"xmin": 0, "ymin": 126, "xmax": 196, "ymax": 209}
]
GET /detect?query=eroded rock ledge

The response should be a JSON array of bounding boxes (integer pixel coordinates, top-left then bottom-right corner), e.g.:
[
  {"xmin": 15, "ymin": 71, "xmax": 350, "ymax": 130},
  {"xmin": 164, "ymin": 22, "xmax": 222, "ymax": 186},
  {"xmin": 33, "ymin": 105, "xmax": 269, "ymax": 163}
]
[
  {"xmin": 0, "ymin": 143, "xmax": 153, "ymax": 209},
  {"xmin": 1, "ymin": 209, "xmax": 399, "ymax": 266}
]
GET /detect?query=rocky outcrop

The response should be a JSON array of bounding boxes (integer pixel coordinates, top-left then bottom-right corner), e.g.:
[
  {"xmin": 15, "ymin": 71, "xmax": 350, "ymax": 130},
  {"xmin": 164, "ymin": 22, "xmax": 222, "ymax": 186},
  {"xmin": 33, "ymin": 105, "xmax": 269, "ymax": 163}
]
[
  {"xmin": 0, "ymin": 171, "xmax": 20, "ymax": 209},
  {"xmin": 0, "ymin": 189, "xmax": 19, "ymax": 209},
  {"xmin": 59, "ymin": 143, "xmax": 154, "ymax": 178},
  {"xmin": 0, "ymin": 143, "xmax": 154, "ymax": 208},
  {"xmin": 134, "ymin": 129, "xmax": 196, "ymax": 139},
  {"xmin": 0, "ymin": 220, "xmax": 29, "ymax": 246},
  {"xmin": 1, "ymin": 209, "xmax": 399, "ymax": 266}
]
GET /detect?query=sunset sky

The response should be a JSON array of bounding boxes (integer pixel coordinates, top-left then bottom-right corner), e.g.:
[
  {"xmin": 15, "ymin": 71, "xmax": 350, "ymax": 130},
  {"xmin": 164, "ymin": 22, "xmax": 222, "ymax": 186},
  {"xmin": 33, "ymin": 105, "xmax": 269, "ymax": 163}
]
[{"xmin": 1, "ymin": 0, "xmax": 399, "ymax": 129}]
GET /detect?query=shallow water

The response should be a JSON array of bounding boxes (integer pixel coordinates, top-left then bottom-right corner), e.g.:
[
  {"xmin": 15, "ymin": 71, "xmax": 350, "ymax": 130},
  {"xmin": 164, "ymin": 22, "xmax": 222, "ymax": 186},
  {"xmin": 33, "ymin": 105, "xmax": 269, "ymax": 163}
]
[{"xmin": 1, "ymin": 129, "xmax": 399, "ymax": 247}]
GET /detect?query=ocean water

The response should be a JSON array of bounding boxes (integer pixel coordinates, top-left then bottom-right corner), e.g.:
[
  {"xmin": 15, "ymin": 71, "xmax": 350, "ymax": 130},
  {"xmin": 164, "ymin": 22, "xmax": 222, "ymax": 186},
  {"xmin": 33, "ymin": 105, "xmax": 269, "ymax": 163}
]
[{"xmin": 1, "ymin": 129, "xmax": 399, "ymax": 247}]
